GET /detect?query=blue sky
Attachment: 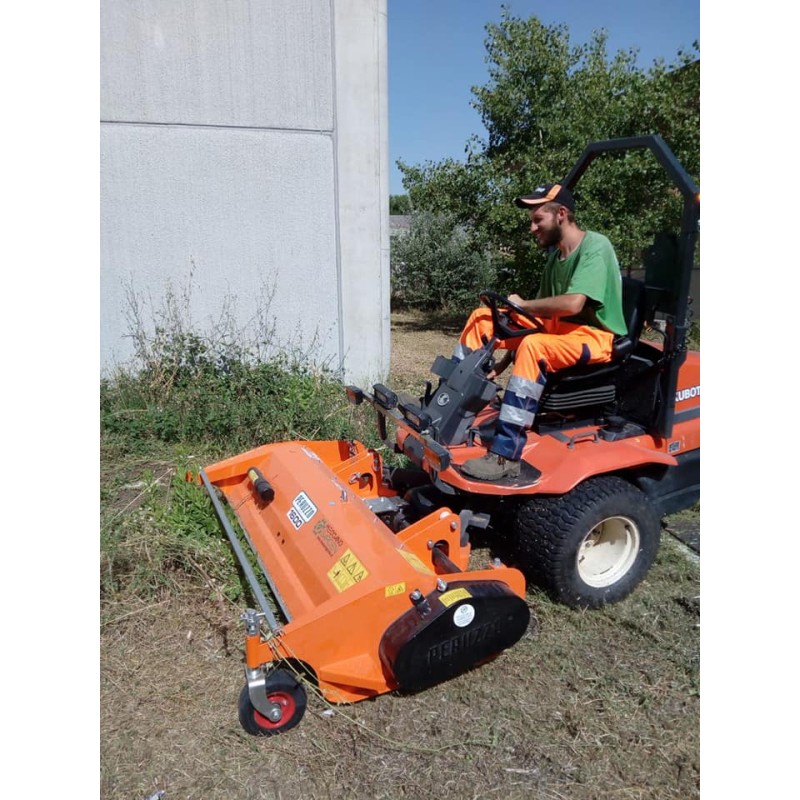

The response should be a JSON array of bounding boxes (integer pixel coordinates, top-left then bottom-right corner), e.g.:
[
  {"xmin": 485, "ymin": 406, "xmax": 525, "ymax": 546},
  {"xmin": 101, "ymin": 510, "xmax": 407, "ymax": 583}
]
[{"xmin": 388, "ymin": 0, "xmax": 700, "ymax": 195}]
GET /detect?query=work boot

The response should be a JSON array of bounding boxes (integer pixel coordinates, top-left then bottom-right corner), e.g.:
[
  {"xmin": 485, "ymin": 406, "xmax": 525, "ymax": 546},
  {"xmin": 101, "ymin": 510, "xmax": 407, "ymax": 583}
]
[{"xmin": 461, "ymin": 453, "xmax": 521, "ymax": 481}]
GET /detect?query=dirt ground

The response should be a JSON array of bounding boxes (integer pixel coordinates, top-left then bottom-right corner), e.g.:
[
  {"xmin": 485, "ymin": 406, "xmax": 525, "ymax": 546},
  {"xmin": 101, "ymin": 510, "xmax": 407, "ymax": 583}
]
[{"xmin": 100, "ymin": 310, "xmax": 700, "ymax": 800}]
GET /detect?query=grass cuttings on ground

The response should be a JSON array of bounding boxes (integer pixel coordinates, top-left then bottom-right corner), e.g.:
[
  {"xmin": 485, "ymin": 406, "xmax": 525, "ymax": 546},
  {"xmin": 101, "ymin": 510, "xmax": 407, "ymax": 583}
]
[{"xmin": 100, "ymin": 307, "xmax": 699, "ymax": 800}]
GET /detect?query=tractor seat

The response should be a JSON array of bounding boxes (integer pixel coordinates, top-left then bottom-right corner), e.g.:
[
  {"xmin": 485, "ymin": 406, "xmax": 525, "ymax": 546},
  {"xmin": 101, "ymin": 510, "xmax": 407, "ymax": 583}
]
[
  {"xmin": 608, "ymin": 275, "xmax": 647, "ymax": 360},
  {"xmin": 536, "ymin": 276, "xmax": 649, "ymax": 413}
]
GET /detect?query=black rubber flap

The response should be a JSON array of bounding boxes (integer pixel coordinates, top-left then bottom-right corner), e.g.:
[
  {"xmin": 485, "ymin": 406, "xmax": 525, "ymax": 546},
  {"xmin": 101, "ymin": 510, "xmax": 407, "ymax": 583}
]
[{"xmin": 379, "ymin": 581, "xmax": 530, "ymax": 692}]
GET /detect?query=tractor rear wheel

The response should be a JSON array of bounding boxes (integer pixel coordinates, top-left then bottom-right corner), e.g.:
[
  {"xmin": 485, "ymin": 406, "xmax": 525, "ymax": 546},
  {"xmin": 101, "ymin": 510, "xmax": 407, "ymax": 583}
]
[
  {"xmin": 238, "ymin": 668, "xmax": 307, "ymax": 736},
  {"xmin": 511, "ymin": 475, "xmax": 661, "ymax": 608}
]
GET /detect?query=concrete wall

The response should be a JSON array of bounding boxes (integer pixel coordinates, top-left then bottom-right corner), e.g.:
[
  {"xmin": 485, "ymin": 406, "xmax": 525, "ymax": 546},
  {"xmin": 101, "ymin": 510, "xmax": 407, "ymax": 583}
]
[{"xmin": 100, "ymin": 0, "xmax": 389, "ymax": 384}]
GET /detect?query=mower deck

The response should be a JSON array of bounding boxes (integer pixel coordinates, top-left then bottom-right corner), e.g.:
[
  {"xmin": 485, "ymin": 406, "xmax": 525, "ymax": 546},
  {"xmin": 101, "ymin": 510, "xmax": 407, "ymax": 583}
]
[{"xmin": 202, "ymin": 439, "xmax": 531, "ymax": 714}]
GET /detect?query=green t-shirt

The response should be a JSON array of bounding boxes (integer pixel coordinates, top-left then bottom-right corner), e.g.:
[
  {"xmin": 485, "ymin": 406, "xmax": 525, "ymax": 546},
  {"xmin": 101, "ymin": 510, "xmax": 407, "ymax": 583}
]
[{"xmin": 536, "ymin": 230, "xmax": 627, "ymax": 336}]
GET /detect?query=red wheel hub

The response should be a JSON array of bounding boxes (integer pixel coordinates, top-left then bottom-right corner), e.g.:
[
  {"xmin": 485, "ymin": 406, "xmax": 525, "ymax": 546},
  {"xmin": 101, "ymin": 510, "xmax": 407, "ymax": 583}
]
[{"xmin": 253, "ymin": 691, "xmax": 295, "ymax": 728}]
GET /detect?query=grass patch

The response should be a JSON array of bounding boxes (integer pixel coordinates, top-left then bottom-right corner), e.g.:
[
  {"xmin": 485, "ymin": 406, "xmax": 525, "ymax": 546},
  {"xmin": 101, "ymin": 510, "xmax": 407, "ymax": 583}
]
[{"xmin": 100, "ymin": 302, "xmax": 700, "ymax": 800}]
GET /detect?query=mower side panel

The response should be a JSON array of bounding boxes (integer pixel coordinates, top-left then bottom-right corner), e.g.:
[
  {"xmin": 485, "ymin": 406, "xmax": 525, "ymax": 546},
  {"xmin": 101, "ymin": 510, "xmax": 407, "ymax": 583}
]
[{"xmin": 206, "ymin": 440, "xmax": 399, "ymax": 620}]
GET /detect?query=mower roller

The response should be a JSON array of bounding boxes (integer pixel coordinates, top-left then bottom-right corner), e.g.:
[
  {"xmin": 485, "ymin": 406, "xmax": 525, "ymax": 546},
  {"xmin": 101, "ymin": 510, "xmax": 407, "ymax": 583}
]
[{"xmin": 201, "ymin": 134, "xmax": 699, "ymax": 737}]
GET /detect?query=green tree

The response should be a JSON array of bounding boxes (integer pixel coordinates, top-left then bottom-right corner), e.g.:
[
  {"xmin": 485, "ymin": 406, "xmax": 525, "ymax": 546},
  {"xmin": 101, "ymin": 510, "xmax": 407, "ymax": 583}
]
[
  {"xmin": 389, "ymin": 194, "xmax": 412, "ymax": 214},
  {"xmin": 397, "ymin": 9, "xmax": 699, "ymax": 291},
  {"xmin": 390, "ymin": 211, "xmax": 496, "ymax": 315}
]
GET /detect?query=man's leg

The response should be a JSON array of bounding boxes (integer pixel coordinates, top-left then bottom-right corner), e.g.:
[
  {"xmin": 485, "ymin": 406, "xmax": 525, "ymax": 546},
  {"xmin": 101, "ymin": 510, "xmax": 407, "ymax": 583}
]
[
  {"xmin": 451, "ymin": 307, "xmax": 540, "ymax": 361},
  {"xmin": 452, "ymin": 307, "xmax": 496, "ymax": 361},
  {"xmin": 462, "ymin": 326, "xmax": 614, "ymax": 480}
]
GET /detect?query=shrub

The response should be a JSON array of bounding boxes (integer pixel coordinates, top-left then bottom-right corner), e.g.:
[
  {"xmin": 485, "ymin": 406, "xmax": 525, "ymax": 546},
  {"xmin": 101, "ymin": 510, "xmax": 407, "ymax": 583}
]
[
  {"xmin": 390, "ymin": 211, "xmax": 497, "ymax": 315},
  {"xmin": 101, "ymin": 282, "xmax": 362, "ymax": 452}
]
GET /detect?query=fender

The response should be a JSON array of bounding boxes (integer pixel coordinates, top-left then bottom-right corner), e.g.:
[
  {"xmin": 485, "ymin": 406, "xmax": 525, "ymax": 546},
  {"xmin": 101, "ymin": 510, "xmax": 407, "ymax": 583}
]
[{"xmin": 440, "ymin": 429, "xmax": 679, "ymax": 497}]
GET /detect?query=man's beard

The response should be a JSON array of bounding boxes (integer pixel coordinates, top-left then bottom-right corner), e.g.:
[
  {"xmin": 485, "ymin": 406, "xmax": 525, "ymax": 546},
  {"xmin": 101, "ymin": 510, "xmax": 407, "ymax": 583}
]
[{"xmin": 536, "ymin": 221, "xmax": 563, "ymax": 249}]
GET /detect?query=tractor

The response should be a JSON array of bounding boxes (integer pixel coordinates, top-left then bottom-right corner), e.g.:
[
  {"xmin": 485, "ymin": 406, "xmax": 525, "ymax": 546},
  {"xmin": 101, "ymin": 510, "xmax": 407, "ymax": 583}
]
[{"xmin": 348, "ymin": 133, "xmax": 699, "ymax": 609}]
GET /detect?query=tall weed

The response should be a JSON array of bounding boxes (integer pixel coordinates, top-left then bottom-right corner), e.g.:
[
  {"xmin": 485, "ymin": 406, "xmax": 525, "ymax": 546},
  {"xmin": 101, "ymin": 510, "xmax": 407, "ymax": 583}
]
[{"xmin": 101, "ymin": 279, "xmax": 358, "ymax": 451}]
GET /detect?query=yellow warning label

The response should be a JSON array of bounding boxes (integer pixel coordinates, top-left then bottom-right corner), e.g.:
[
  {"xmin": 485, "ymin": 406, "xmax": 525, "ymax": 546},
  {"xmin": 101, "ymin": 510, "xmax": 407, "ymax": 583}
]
[
  {"xmin": 384, "ymin": 582, "xmax": 406, "ymax": 598},
  {"xmin": 398, "ymin": 549, "xmax": 434, "ymax": 575},
  {"xmin": 439, "ymin": 588, "xmax": 472, "ymax": 607},
  {"xmin": 327, "ymin": 549, "xmax": 370, "ymax": 593}
]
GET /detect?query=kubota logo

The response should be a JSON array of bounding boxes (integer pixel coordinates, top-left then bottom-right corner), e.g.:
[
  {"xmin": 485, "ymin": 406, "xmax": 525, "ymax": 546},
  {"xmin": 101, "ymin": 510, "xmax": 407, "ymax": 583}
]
[{"xmin": 675, "ymin": 384, "xmax": 700, "ymax": 403}]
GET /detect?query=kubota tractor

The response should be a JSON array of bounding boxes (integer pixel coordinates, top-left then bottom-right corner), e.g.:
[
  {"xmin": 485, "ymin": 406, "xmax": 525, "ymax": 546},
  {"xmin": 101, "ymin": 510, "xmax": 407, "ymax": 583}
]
[
  {"xmin": 201, "ymin": 135, "xmax": 699, "ymax": 735},
  {"xmin": 348, "ymin": 134, "xmax": 699, "ymax": 608}
]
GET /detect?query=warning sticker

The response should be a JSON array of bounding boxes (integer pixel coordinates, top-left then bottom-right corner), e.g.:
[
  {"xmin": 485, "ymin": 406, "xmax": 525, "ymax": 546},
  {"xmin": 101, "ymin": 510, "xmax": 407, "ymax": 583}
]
[
  {"xmin": 398, "ymin": 550, "xmax": 434, "ymax": 575},
  {"xmin": 327, "ymin": 549, "xmax": 370, "ymax": 592},
  {"xmin": 287, "ymin": 491, "xmax": 318, "ymax": 530},
  {"xmin": 385, "ymin": 582, "xmax": 406, "ymax": 598},
  {"xmin": 439, "ymin": 588, "xmax": 472, "ymax": 607}
]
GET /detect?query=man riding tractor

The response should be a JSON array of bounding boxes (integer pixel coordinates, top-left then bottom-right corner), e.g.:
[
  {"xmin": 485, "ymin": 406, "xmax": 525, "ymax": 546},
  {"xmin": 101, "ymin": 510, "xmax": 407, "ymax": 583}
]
[{"xmin": 453, "ymin": 183, "xmax": 627, "ymax": 481}]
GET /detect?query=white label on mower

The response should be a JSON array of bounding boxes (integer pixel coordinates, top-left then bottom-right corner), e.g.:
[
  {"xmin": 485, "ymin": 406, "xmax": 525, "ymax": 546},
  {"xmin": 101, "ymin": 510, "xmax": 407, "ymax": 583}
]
[
  {"xmin": 453, "ymin": 604, "xmax": 475, "ymax": 628},
  {"xmin": 287, "ymin": 491, "xmax": 318, "ymax": 529}
]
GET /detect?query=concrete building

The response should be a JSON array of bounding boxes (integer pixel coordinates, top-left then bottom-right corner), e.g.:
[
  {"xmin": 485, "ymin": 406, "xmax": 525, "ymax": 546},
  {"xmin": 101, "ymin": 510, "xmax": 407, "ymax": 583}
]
[{"xmin": 100, "ymin": 0, "xmax": 390, "ymax": 385}]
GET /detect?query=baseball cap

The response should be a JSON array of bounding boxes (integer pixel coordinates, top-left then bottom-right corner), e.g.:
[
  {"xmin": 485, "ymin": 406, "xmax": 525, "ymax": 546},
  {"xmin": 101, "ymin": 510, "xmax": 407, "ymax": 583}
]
[{"xmin": 514, "ymin": 183, "xmax": 575, "ymax": 211}]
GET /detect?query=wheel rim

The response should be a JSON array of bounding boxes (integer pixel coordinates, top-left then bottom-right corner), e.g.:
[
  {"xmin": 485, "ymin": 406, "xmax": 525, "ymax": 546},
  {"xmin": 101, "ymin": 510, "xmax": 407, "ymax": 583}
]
[
  {"xmin": 253, "ymin": 691, "xmax": 296, "ymax": 729},
  {"xmin": 576, "ymin": 515, "xmax": 641, "ymax": 588}
]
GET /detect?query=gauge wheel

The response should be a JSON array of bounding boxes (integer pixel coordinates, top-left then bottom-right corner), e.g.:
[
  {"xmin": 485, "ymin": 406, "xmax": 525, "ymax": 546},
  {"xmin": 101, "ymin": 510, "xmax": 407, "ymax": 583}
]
[
  {"xmin": 512, "ymin": 475, "xmax": 661, "ymax": 608},
  {"xmin": 238, "ymin": 668, "xmax": 307, "ymax": 736}
]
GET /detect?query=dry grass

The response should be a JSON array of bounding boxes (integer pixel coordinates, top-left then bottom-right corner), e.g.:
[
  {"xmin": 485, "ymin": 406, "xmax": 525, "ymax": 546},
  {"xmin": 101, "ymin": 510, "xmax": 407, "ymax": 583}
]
[{"xmin": 100, "ymin": 310, "xmax": 699, "ymax": 800}]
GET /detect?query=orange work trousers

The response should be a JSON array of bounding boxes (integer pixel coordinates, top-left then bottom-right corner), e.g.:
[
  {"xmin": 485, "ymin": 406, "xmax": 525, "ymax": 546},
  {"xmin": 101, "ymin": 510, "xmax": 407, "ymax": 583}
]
[
  {"xmin": 457, "ymin": 308, "xmax": 615, "ymax": 381},
  {"xmin": 455, "ymin": 308, "xmax": 615, "ymax": 459}
]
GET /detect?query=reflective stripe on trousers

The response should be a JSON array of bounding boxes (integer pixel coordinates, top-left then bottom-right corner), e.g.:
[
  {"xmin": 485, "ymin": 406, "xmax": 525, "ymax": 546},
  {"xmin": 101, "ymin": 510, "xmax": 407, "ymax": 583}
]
[{"xmin": 493, "ymin": 373, "xmax": 548, "ymax": 459}]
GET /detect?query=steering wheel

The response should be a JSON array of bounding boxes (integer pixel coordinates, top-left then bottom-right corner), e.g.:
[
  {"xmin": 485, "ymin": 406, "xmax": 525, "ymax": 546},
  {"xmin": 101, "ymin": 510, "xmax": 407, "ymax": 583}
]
[{"xmin": 479, "ymin": 290, "xmax": 546, "ymax": 340}]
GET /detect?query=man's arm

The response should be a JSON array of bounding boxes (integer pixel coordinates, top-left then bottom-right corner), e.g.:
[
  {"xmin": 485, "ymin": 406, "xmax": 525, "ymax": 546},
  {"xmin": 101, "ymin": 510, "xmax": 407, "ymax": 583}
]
[{"xmin": 507, "ymin": 292, "xmax": 587, "ymax": 318}]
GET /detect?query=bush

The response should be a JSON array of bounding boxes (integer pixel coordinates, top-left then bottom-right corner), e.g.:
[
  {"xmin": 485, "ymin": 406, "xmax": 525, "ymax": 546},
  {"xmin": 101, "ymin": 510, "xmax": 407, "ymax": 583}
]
[
  {"xmin": 390, "ymin": 211, "xmax": 497, "ymax": 315},
  {"xmin": 101, "ymin": 283, "xmax": 362, "ymax": 452}
]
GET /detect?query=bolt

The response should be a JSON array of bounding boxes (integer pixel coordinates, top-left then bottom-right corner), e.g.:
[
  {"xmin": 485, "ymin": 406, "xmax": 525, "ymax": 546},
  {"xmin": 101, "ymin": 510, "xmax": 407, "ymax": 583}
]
[
  {"xmin": 409, "ymin": 588, "xmax": 431, "ymax": 617},
  {"xmin": 240, "ymin": 609, "xmax": 263, "ymax": 636},
  {"xmin": 450, "ymin": 520, "xmax": 458, "ymax": 531},
  {"xmin": 436, "ymin": 578, "xmax": 448, "ymax": 592}
]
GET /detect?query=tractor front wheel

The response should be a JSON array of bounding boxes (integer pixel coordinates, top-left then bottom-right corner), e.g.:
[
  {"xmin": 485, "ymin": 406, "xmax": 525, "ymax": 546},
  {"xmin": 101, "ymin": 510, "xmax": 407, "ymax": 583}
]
[
  {"xmin": 238, "ymin": 668, "xmax": 307, "ymax": 736},
  {"xmin": 511, "ymin": 475, "xmax": 661, "ymax": 608}
]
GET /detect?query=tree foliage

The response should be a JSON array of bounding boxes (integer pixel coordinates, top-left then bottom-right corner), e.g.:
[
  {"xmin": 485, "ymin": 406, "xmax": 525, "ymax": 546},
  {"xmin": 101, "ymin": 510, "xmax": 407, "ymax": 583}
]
[
  {"xmin": 390, "ymin": 211, "xmax": 495, "ymax": 315},
  {"xmin": 389, "ymin": 194, "xmax": 412, "ymax": 215},
  {"xmin": 397, "ymin": 9, "xmax": 699, "ymax": 293}
]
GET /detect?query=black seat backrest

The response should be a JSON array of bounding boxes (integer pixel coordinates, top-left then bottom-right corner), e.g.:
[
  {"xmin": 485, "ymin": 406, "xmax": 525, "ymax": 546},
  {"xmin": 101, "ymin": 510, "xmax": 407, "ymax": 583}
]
[
  {"xmin": 612, "ymin": 276, "xmax": 647, "ymax": 360},
  {"xmin": 622, "ymin": 276, "xmax": 646, "ymax": 338},
  {"xmin": 642, "ymin": 232, "xmax": 680, "ymax": 317}
]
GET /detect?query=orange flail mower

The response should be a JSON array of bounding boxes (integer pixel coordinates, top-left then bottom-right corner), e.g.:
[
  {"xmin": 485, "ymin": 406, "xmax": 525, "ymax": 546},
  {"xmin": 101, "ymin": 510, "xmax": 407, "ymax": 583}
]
[
  {"xmin": 202, "ymin": 440, "xmax": 530, "ymax": 735},
  {"xmin": 201, "ymin": 135, "xmax": 699, "ymax": 736}
]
